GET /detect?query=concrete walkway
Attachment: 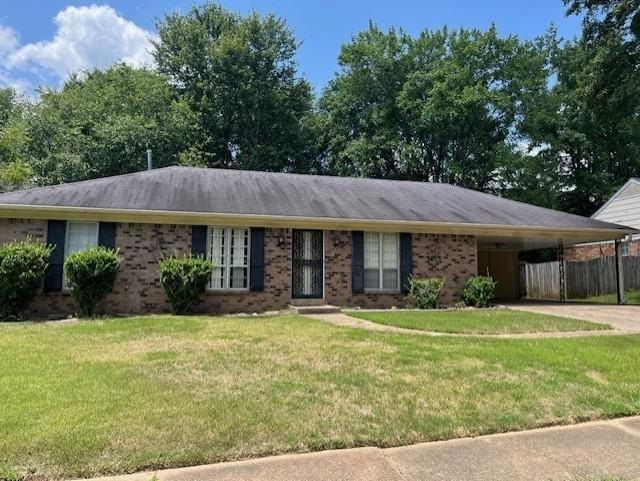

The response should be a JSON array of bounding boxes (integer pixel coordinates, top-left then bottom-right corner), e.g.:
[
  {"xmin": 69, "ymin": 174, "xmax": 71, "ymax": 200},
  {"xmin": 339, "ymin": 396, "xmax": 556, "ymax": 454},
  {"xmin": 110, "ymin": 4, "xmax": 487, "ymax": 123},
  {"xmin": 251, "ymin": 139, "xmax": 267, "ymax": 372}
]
[
  {"xmin": 82, "ymin": 417, "xmax": 640, "ymax": 481},
  {"xmin": 305, "ymin": 312, "xmax": 631, "ymax": 339},
  {"xmin": 502, "ymin": 301, "xmax": 640, "ymax": 333}
]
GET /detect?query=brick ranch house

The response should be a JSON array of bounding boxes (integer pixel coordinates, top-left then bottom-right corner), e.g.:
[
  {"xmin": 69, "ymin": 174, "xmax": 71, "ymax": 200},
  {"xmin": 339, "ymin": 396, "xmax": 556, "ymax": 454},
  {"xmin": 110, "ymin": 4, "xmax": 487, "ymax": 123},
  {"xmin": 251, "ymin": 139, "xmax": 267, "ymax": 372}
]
[
  {"xmin": 0, "ymin": 167, "xmax": 633, "ymax": 317},
  {"xmin": 565, "ymin": 178, "xmax": 640, "ymax": 261}
]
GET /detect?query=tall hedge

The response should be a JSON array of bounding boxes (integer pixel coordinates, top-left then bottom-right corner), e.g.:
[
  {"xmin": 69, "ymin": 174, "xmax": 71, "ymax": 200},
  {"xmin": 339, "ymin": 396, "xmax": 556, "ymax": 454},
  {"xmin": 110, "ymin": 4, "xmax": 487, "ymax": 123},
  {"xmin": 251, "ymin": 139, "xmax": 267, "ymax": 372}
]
[{"xmin": 0, "ymin": 239, "xmax": 52, "ymax": 321}]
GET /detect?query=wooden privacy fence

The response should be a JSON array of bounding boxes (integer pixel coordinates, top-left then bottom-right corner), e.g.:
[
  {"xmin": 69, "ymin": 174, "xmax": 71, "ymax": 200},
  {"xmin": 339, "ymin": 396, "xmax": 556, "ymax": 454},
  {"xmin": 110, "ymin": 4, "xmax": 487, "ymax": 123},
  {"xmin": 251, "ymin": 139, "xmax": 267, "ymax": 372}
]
[
  {"xmin": 521, "ymin": 261, "xmax": 561, "ymax": 300},
  {"xmin": 521, "ymin": 256, "xmax": 640, "ymax": 300}
]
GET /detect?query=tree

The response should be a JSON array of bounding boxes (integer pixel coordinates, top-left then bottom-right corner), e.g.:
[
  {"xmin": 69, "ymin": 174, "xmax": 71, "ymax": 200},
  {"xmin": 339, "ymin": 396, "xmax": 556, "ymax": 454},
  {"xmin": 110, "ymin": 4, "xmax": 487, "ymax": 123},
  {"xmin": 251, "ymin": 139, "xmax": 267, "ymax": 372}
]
[
  {"xmin": 153, "ymin": 3, "xmax": 314, "ymax": 172},
  {"xmin": 565, "ymin": 0, "xmax": 640, "ymax": 41},
  {"xmin": 27, "ymin": 64, "xmax": 199, "ymax": 184},
  {"xmin": 318, "ymin": 24, "xmax": 549, "ymax": 190},
  {"xmin": 0, "ymin": 88, "xmax": 32, "ymax": 191}
]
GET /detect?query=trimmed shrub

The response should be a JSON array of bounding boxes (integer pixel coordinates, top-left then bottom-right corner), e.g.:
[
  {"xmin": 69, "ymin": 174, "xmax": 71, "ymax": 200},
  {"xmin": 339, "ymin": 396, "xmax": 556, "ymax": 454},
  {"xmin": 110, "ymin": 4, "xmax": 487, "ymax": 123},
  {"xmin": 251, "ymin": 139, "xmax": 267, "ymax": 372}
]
[
  {"xmin": 0, "ymin": 239, "xmax": 52, "ymax": 321},
  {"xmin": 159, "ymin": 255, "xmax": 214, "ymax": 314},
  {"xmin": 405, "ymin": 277, "xmax": 445, "ymax": 309},
  {"xmin": 64, "ymin": 247, "xmax": 121, "ymax": 317},
  {"xmin": 462, "ymin": 275, "xmax": 497, "ymax": 308}
]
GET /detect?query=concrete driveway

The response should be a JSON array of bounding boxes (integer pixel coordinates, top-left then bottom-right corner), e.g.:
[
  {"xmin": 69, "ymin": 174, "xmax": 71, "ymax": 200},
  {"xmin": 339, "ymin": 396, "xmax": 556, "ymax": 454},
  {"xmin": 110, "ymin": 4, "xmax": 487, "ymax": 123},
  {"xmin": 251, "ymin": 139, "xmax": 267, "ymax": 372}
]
[{"xmin": 502, "ymin": 301, "xmax": 640, "ymax": 332}]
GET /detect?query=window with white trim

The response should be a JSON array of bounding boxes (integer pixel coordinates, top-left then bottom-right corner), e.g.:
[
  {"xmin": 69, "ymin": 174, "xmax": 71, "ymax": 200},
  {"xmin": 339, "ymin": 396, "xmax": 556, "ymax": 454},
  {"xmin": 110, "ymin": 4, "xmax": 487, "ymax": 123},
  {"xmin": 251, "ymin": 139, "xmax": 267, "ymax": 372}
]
[
  {"xmin": 63, "ymin": 221, "xmax": 99, "ymax": 288},
  {"xmin": 207, "ymin": 227, "xmax": 250, "ymax": 289},
  {"xmin": 620, "ymin": 241, "xmax": 629, "ymax": 257},
  {"xmin": 364, "ymin": 232, "xmax": 399, "ymax": 290}
]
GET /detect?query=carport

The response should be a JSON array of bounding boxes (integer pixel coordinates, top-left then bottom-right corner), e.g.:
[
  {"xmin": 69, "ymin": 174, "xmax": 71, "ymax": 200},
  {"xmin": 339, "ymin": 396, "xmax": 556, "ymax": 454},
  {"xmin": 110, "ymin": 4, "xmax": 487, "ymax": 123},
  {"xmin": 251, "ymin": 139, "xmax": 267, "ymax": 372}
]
[{"xmin": 477, "ymin": 228, "xmax": 635, "ymax": 303}]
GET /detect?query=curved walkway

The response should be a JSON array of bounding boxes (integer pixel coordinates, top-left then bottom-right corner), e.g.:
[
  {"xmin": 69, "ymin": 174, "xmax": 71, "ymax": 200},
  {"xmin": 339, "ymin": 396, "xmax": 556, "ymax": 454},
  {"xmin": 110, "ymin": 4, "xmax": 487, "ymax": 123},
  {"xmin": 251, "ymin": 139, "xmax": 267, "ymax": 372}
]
[{"xmin": 304, "ymin": 312, "xmax": 634, "ymax": 339}]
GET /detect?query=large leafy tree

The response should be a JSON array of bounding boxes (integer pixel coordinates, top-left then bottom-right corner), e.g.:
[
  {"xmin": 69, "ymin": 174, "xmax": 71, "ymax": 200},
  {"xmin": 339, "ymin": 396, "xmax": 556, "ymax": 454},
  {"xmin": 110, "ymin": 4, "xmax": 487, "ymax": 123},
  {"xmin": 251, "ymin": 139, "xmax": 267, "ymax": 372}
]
[
  {"xmin": 153, "ymin": 3, "xmax": 313, "ymax": 172},
  {"xmin": 522, "ymin": 33, "xmax": 640, "ymax": 215},
  {"xmin": 0, "ymin": 88, "xmax": 32, "ymax": 191},
  {"xmin": 28, "ymin": 64, "xmax": 199, "ymax": 184},
  {"xmin": 318, "ymin": 25, "xmax": 548, "ymax": 190}
]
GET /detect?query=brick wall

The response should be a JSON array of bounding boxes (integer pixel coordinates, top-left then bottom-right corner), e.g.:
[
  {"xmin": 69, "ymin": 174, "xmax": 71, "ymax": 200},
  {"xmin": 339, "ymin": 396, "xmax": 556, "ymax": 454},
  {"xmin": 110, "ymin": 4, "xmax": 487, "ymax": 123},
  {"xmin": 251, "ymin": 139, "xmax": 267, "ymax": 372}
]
[
  {"xmin": 324, "ymin": 230, "xmax": 477, "ymax": 308},
  {"xmin": 564, "ymin": 240, "xmax": 640, "ymax": 261},
  {"xmin": 0, "ymin": 218, "xmax": 478, "ymax": 317}
]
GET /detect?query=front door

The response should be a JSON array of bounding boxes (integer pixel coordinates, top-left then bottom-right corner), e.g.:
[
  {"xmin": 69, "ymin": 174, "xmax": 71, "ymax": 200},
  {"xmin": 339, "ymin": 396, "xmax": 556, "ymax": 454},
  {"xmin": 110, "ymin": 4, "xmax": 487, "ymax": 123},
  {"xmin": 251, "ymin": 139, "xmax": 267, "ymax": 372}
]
[{"xmin": 292, "ymin": 230, "xmax": 323, "ymax": 298}]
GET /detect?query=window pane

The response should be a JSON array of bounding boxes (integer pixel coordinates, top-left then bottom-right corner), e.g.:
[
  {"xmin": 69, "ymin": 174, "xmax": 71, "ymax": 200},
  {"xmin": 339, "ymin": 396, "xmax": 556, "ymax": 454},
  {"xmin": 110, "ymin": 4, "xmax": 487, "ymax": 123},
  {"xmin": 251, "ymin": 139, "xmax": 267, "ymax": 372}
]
[
  {"xmin": 210, "ymin": 267, "xmax": 224, "ymax": 289},
  {"xmin": 230, "ymin": 228, "xmax": 248, "ymax": 267},
  {"xmin": 66, "ymin": 222, "xmax": 98, "ymax": 256},
  {"xmin": 382, "ymin": 233, "xmax": 398, "ymax": 269},
  {"xmin": 382, "ymin": 269, "xmax": 398, "ymax": 289},
  {"xmin": 364, "ymin": 233, "xmax": 379, "ymax": 269},
  {"xmin": 364, "ymin": 268, "xmax": 379, "ymax": 289},
  {"xmin": 230, "ymin": 267, "xmax": 248, "ymax": 289}
]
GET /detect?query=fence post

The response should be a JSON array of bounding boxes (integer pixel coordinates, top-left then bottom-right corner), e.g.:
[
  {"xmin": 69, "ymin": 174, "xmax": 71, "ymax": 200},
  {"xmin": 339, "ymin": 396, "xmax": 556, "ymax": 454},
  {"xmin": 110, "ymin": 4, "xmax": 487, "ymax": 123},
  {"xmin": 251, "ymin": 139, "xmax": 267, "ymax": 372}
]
[
  {"xmin": 558, "ymin": 243, "xmax": 566, "ymax": 302},
  {"xmin": 615, "ymin": 239, "xmax": 625, "ymax": 305}
]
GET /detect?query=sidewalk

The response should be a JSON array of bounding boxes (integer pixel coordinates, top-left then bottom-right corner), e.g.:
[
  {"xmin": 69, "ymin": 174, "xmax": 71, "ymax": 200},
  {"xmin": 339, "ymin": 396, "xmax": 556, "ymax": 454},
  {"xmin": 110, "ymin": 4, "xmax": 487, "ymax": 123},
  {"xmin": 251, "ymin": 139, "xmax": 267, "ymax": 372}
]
[{"xmin": 83, "ymin": 416, "xmax": 640, "ymax": 481}]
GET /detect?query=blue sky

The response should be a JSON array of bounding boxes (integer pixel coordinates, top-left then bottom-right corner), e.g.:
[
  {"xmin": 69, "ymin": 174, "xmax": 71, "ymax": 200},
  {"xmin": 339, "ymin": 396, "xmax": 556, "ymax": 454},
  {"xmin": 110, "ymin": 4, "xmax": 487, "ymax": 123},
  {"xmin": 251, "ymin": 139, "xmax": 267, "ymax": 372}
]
[{"xmin": 0, "ymin": 0, "xmax": 582, "ymax": 95}]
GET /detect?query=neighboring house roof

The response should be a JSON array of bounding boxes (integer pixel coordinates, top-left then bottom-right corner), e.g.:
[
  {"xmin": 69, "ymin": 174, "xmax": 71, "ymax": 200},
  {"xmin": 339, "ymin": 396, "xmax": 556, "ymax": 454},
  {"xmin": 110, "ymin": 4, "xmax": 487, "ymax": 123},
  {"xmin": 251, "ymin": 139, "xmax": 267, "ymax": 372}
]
[
  {"xmin": 0, "ymin": 167, "xmax": 633, "ymax": 236},
  {"xmin": 592, "ymin": 178, "xmax": 640, "ymax": 231}
]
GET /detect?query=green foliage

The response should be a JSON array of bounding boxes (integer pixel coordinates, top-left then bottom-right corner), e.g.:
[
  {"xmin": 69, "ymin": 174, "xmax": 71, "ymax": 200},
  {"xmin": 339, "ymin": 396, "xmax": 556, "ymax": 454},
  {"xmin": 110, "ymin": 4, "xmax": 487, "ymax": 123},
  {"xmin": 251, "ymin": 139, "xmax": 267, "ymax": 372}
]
[
  {"xmin": 462, "ymin": 276, "xmax": 497, "ymax": 308},
  {"xmin": 318, "ymin": 24, "xmax": 549, "ymax": 190},
  {"xmin": 153, "ymin": 3, "xmax": 314, "ymax": 172},
  {"xmin": 27, "ymin": 64, "xmax": 200, "ymax": 185},
  {"xmin": 0, "ymin": 88, "xmax": 32, "ymax": 192},
  {"xmin": 64, "ymin": 247, "xmax": 120, "ymax": 317},
  {"xmin": 405, "ymin": 277, "xmax": 445, "ymax": 309},
  {"xmin": 0, "ymin": 239, "xmax": 52, "ymax": 321},
  {"xmin": 158, "ymin": 255, "xmax": 214, "ymax": 314}
]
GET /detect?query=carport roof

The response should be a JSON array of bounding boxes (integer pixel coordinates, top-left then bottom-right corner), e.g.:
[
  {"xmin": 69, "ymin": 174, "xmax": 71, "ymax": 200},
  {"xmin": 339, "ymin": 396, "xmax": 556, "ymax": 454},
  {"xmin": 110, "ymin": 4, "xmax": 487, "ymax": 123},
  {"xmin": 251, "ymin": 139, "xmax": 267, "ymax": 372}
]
[{"xmin": 0, "ymin": 166, "xmax": 634, "ymax": 237}]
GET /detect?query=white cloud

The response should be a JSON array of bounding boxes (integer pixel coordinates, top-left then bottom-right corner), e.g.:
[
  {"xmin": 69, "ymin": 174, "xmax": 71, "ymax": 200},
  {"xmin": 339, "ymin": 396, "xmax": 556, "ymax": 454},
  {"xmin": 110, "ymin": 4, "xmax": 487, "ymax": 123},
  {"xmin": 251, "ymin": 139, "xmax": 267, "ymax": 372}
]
[
  {"xmin": 1, "ymin": 4, "xmax": 156, "ymax": 89},
  {"xmin": 0, "ymin": 25, "xmax": 19, "ymax": 57}
]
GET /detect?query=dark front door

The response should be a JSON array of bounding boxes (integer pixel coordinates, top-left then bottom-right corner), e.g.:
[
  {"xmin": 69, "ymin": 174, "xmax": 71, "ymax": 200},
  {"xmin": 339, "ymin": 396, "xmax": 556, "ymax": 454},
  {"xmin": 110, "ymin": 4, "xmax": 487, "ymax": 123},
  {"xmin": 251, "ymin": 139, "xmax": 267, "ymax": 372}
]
[{"xmin": 292, "ymin": 230, "xmax": 323, "ymax": 298}]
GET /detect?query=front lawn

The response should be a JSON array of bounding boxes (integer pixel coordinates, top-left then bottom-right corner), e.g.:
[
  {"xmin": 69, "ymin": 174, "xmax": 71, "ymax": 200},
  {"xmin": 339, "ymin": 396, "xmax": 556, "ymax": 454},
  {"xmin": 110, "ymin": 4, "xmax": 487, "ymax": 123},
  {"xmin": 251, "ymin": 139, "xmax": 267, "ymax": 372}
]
[
  {"xmin": 346, "ymin": 308, "xmax": 611, "ymax": 334},
  {"xmin": 1, "ymin": 315, "xmax": 639, "ymax": 479}
]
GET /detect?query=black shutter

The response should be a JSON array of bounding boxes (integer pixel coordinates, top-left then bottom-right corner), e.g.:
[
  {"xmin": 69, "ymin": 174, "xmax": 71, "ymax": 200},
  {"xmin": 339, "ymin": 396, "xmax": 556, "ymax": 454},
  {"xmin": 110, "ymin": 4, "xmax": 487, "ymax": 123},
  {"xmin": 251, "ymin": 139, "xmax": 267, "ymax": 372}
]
[
  {"xmin": 98, "ymin": 222, "xmax": 116, "ymax": 249},
  {"xmin": 191, "ymin": 225, "xmax": 207, "ymax": 257},
  {"xmin": 249, "ymin": 227, "xmax": 265, "ymax": 292},
  {"xmin": 400, "ymin": 233, "xmax": 412, "ymax": 294},
  {"xmin": 352, "ymin": 231, "xmax": 364, "ymax": 293},
  {"xmin": 44, "ymin": 220, "xmax": 66, "ymax": 292}
]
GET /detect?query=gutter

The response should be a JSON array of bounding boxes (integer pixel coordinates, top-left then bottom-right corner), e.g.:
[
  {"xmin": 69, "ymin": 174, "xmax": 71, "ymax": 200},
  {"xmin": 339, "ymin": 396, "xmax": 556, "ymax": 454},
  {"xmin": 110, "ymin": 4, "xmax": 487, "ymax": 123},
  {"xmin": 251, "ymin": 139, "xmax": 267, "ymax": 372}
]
[{"xmin": 0, "ymin": 203, "xmax": 635, "ymax": 241}]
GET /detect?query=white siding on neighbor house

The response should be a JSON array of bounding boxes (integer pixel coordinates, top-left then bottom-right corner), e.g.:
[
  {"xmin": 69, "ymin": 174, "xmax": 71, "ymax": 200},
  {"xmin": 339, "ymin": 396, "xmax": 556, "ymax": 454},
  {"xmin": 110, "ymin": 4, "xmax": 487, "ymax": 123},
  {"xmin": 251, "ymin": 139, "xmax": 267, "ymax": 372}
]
[{"xmin": 593, "ymin": 179, "xmax": 640, "ymax": 231}]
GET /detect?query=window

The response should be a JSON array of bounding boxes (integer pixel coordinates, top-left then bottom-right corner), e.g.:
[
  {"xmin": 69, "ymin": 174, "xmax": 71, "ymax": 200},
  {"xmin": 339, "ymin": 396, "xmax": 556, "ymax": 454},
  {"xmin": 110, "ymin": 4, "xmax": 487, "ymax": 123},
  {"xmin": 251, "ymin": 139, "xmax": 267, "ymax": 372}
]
[
  {"xmin": 364, "ymin": 232, "xmax": 399, "ymax": 290},
  {"xmin": 63, "ymin": 221, "xmax": 99, "ymax": 288},
  {"xmin": 207, "ymin": 227, "xmax": 250, "ymax": 289},
  {"xmin": 620, "ymin": 242, "xmax": 629, "ymax": 257}
]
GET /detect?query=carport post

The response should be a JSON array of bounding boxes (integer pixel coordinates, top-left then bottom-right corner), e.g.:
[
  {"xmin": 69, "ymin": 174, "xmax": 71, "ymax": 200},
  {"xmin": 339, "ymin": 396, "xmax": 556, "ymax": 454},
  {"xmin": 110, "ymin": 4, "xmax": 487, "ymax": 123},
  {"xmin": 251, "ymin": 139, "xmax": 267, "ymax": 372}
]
[
  {"xmin": 558, "ymin": 242, "xmax": 566, "ymax": 302},
  {"xmin": 615, "ymin": 239, "xmax": 625, "ymax": 305}
]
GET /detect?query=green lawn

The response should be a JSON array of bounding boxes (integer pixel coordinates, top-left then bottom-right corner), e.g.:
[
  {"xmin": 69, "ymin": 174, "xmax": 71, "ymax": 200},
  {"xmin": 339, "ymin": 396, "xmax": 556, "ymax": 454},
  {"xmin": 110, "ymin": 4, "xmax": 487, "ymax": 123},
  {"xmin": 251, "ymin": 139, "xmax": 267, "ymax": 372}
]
[
  {"xmin": 574, "ymin": 289, "xmax": 640, "ymax": 305},
  {"xmin": 346, "ymin": 308, "xmax": 611, "ymax": 334},
  {"xmin": 1, "ymin": 315, "xmax": 639, "ymax": 480}
]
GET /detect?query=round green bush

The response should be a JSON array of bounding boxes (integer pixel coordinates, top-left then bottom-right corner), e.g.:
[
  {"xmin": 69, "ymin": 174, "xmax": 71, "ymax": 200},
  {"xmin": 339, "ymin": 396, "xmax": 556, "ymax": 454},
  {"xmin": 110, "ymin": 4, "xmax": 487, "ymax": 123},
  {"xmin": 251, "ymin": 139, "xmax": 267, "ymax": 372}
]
[
  {"xmin": 0, "ymin": 239, "xmax": 52, "ymax": 321},
  {"xmin": 405, "ymin": 277, "xmax": 445, "ymax": 309},
  {"xmin": 64, "ymin": 247, "xmax": 121, "ymax": 317},
  {"xmin": 462, "ymin": 275, "xmax": 497, "ymax": 307},
  {"xmin": 159, "ymin": 255, "xmax": 214, "ymax": 314}
]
